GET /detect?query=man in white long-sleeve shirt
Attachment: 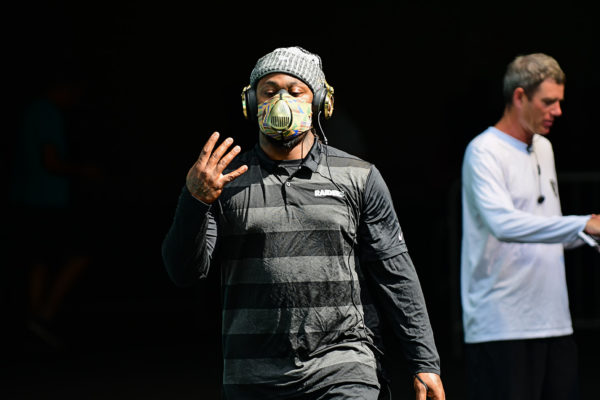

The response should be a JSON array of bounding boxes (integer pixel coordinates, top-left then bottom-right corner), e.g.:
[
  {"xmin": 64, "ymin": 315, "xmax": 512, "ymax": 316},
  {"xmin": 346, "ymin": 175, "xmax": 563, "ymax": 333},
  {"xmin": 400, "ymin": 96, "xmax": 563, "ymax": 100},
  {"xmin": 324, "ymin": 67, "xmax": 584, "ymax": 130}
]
[{"xmin": 461, "ymin": 53, "xmax": 600, "ymax": 400}]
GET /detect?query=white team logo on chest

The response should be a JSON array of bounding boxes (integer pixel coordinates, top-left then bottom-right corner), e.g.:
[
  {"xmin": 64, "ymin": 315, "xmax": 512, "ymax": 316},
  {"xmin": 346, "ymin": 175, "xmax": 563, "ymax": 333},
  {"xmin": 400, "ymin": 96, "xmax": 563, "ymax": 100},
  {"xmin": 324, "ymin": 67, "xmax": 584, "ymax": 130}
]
[{"xmin": 314, "ymin": 189, "xmax": 345, "ymax": 198}]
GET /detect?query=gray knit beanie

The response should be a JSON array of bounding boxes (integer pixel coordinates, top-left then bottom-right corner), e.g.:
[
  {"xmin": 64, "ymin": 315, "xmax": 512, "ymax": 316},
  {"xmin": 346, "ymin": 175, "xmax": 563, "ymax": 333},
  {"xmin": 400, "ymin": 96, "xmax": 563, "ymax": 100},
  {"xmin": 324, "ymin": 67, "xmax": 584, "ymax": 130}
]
[{"xmin": 249, "ymin": 47, "xmax": 326, "ymax": 93}]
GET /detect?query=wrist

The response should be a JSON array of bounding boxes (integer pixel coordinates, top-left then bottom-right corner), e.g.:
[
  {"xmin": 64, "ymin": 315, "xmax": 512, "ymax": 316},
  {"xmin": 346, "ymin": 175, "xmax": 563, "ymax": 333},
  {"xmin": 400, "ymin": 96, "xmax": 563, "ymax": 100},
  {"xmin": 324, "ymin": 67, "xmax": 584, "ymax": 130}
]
[{"xmin": 585, "ymin": 217, "xmax": 600, "ymax": 236}]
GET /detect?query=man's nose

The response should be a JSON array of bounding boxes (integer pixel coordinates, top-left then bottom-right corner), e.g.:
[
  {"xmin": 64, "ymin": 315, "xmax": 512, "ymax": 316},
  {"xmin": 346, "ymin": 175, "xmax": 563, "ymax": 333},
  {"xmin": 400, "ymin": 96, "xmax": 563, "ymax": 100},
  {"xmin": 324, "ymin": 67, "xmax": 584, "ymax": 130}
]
[{"xmin": 551, "ymin": 102, "xmax": 562, "ymax": 117}]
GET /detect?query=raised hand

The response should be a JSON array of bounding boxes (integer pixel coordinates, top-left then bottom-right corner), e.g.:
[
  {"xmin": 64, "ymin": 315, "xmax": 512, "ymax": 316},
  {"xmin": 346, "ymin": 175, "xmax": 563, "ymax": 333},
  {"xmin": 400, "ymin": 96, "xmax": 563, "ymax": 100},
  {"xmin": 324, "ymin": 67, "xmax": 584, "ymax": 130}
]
[{"xmin": 186, "ymin": 132, "xmax": 248, "ymax": 204}]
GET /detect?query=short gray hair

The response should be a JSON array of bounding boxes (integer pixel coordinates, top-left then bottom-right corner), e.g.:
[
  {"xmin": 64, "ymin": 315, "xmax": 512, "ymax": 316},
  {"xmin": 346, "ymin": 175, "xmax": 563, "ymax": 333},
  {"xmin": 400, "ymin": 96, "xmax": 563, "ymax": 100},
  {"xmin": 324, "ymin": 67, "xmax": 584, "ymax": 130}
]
[{"xmin": 503, "ymin": 53, "xmax": 565, "ymax": 105}]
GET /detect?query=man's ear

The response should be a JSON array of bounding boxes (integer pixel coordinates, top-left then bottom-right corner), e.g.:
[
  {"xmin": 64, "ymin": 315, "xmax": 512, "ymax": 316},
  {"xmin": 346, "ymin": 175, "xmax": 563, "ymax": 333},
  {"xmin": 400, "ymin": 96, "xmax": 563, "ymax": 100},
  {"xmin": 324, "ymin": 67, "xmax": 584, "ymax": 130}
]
[{"xmin": 512, "ymin": 87, "xmax": 526, "ymax": 109}]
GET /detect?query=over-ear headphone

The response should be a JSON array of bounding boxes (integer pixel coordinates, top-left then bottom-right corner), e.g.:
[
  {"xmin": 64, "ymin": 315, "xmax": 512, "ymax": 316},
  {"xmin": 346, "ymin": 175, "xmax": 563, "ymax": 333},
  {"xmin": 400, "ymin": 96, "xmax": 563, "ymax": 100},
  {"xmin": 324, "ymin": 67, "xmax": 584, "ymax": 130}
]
[{"xmin": 241, "ymin": 81, "xmax": 334, "ymax": 121}]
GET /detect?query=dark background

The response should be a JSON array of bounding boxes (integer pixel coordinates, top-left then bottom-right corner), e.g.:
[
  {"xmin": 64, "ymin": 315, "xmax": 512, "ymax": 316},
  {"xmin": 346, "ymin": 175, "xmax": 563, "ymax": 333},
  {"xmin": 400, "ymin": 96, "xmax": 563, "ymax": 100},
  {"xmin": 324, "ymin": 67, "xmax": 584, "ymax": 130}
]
[{"xmin": 3, "ymin": 1, "xmax": 600, "ymax": 399}]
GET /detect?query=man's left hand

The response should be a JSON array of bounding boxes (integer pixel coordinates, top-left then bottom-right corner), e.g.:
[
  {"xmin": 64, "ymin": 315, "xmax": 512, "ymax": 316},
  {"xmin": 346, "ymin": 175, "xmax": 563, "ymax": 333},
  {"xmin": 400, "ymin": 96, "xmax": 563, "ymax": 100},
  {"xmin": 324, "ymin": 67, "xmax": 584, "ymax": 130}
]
[{"xmin": 413, "ymin": 372, "xmax": 445, "ymax": 400}]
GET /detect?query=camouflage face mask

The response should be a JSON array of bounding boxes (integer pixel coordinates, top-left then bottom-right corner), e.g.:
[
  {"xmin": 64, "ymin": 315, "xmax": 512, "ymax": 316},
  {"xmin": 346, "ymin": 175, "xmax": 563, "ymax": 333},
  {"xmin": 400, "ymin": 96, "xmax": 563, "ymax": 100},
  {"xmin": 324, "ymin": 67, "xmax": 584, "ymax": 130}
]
[{"xmin": 257, "ymin": 90, "xmax": 313, "ymax": 141}]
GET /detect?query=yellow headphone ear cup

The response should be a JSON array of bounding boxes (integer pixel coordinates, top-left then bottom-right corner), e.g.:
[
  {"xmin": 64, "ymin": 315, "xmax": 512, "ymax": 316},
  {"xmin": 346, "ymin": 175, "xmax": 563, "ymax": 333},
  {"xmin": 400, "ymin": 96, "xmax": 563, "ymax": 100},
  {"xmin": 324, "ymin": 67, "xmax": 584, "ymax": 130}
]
[
  {"xmin": 323, "ymin": 82, "xmax": 334, "ymax": 119},
  {"xmin": 241, "ymin": 85, "xmax": 251, "ymax": 120},
  {"xmin": 312, "ymin": 82, "xmax": 335, "ymax": 119},
  {"xmin": 323, "ymin": 82, "xmax": 333, "ymax": 119},
  {"xmin": 241, "ymin": 85, "xmax": 258, "ymax": 120}
]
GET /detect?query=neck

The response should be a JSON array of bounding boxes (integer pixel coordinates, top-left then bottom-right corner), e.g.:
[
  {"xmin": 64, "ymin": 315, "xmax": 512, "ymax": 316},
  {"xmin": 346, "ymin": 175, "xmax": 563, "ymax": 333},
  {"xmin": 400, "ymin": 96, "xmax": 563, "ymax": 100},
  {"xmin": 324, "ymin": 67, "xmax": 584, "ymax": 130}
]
[
  {"xmin": 259, "ymin": 131, "xmax": 315, "ymax": 161},
  {"xmin": 495, "ymin": 107, "xmax": 534, "ymax": 145}
]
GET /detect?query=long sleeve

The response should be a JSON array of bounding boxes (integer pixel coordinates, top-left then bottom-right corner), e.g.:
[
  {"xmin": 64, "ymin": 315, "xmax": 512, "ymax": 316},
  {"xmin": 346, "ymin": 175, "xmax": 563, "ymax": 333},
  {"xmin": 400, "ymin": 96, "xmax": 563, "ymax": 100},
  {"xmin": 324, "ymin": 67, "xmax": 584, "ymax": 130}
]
[
  {"xmin": 463, "ymin": 136, "xmax": 589, "ymax": 244},
  {"xmin": 364, "ymin": 254, "xmax": 440, "ymax": 375},
  {"xmin": 461, "ymin": 128, "xmax": 585, "ymax": 343},
  {"xmin": 161, "ymin": 185, "xmax": 218, "ymax": 287},
  {"xmin": 358, "ymin": 166, "xmax": 440, "ymax": 375}
]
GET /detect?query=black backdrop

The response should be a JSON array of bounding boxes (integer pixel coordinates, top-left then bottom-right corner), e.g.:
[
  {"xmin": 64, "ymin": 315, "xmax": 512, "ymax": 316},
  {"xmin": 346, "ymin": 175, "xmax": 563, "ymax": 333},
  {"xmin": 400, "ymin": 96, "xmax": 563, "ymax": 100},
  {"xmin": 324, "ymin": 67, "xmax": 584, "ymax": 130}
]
[{"xmin": 3, "ymin": 1, "xmax": 600, "ymax": 399}]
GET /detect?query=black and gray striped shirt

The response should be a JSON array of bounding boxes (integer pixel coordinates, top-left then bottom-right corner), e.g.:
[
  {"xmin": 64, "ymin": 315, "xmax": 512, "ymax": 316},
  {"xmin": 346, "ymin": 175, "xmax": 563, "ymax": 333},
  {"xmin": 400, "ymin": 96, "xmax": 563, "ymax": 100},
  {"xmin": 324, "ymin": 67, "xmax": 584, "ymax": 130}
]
[{"xmin": 162, "ymin": 141, "xmax": 440, "ymax": 398}]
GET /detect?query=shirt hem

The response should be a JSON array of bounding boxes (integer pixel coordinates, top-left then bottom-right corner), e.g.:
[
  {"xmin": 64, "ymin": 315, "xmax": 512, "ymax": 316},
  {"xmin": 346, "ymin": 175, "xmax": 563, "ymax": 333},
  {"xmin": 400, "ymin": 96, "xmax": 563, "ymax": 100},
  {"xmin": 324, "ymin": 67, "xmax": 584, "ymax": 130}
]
[
  {"xmin": 464, "ymin": 327, "xmax": 573, "ymax": 344},
  {"xmin": 304, "ymin": 376, "xmax": 381, "ymax": 394}
]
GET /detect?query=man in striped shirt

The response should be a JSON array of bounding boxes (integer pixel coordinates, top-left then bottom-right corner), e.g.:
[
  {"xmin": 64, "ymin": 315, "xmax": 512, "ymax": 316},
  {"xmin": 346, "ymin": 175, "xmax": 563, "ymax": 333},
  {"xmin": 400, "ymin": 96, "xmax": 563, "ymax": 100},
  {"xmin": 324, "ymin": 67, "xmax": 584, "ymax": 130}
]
[{"xmin": 162, "ymin": 47, "xmax": 445, "ymax": 399}]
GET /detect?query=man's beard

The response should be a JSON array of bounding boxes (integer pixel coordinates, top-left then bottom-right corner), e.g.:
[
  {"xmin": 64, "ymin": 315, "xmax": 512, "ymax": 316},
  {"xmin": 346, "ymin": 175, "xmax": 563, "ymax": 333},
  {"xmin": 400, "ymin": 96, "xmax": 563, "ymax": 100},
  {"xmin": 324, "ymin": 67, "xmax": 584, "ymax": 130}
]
[{"xmin": 263, "ymin": 129, "xmax": 312, "ymax": 150}]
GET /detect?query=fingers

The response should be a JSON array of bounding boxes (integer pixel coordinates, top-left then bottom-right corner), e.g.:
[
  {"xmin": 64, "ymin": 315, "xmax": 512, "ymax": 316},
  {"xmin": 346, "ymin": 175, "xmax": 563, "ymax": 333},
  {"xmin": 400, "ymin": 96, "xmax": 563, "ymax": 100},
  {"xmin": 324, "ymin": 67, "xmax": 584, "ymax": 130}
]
[
  {"xmin": 187, "ymin": 132, "xmax": 247, "ymax": 203},
  {"xmin": 414, "ymin": 373, "xmax": 445, "ymax": 400},
  {"xmin": 199, "ymin": 132, "xmax": 245, "ymax": 176},
  {"xmin": 214, "ymin": 144, "xmax": 240, "ymax": 173},
  {"xmin": 223, "ymin": 164, "xmax": 248, "ymax": 183},
  {"xmin": 197, "ymin": 132, "xmax": 221, "ymax": 169},
  {"xmin": 207, "ymin": 136, "xmax": 235, "ymax": 170},
  {"xmin": 197, "ymin": 132, "xmax": 240, "ymax": 176},
  {"xmin": 413, "ymin": 376, "xmax": 428, "ymax": 400}
]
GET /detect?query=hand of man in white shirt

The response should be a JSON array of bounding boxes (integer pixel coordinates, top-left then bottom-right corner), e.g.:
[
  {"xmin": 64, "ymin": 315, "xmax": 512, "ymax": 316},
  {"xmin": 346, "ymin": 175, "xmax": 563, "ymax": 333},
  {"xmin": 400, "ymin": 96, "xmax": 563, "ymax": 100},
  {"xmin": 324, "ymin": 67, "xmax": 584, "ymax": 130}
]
[{"xmin": 585, "ymin": 214, "xmax": 600, "ymax": 236}]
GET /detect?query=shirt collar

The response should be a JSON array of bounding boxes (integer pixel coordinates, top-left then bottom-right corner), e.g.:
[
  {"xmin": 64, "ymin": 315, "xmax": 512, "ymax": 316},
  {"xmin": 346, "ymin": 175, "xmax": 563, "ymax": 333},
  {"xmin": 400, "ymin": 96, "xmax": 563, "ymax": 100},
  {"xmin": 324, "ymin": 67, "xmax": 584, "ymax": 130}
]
[
  {"xmin": 488, "ymin": 126, "xmax": 532, "ymax": 154},
  {"xmin": 253, "ymin": 138, "xmax": 322, "ymax": 173}
]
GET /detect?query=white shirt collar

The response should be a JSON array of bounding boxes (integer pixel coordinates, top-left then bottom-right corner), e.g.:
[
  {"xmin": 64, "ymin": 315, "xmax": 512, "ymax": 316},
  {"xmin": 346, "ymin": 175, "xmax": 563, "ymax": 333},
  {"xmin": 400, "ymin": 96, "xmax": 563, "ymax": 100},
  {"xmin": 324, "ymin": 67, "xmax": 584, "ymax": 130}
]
[{"xmin": 487, "ymin": 126, "xmax": 531, "ymax": 154}]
